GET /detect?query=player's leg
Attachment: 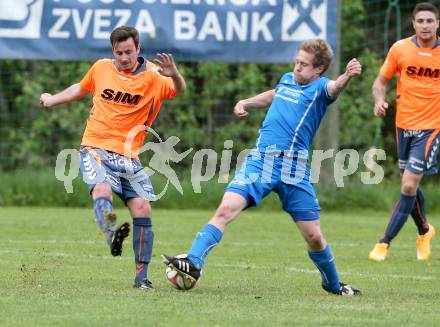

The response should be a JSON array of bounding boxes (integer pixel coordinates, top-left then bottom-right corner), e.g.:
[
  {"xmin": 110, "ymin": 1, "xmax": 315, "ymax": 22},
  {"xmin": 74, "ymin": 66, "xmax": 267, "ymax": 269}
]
[
  {"xmin": 127, "ymin": 197, "xmax": 154, "ymax": 289},
  {"xmin": 121, "ymin": 158, "xmax": 156, "ymax": 289},
  {"xmin": 163, "ymin": 150, "xmax": 269, "ymax": 281},
  {"xmin": 295, "ymin": 220, "xmax": 334, "ymax": 287},
  {"xmin": 162, "ymin": 191, "xmax": 248, "ymax": 280},
  {"xmin": 92, "ymin": 183, "xmax": 115, "ymax": 243},
  {"xmin": 410, "ymin": 186, "xmax": 436, "ymax": 259},
  {"xmin": 381, "ymin": 169, "xmax": 421, "ymax": 243},
  {"xmin": 277, "ymin": 152, "xmax": 361, "ymax": 296},
  {"xmin": 279, "ymin": 174, "xmax": 361, "ymax": 296},
  {"xmin": 410, "ymin": 187, "xmax": 429, "ymax": 235},
  {"xmin": 412, "ymin": 130, "xmax": 439, "ymax": 260},
  {"xmin": 370, "ymin": 129, "xmax": 436, "ymax": 261},
  {"xmin": 80, "ymin": 147, "xmax": 128, "ymax": 252},
  {"xmin": 188, "ymin": 191, "xmax": 247, "ymax": 266},
  {"xmin": 295, "ymin": 221, "xmax": 360, "ymax": 295},
  {"xmin": 369, "ymin": 170, "xmax": 421, "ymax": 260},
  {"xmin": 369, "ymin": 129, "xmax": 412, "ymax": 261},
  {"xmin": 92, "ymin": 183, "xmax": 130, "ymax": 256}
]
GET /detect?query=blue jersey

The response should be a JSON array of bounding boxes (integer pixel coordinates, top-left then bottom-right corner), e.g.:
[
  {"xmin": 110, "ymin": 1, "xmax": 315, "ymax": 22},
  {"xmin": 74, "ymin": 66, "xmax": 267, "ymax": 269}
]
[{"xmin": 256, "ymin": 72, "xmax": 336, "ymax": 154}]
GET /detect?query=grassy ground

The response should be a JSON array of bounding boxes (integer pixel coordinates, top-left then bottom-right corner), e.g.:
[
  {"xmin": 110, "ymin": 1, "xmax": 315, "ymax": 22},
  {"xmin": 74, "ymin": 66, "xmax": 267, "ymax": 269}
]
[{"xmin": 0, "ymin": 207, "xmax": 439, "ymax": 327}]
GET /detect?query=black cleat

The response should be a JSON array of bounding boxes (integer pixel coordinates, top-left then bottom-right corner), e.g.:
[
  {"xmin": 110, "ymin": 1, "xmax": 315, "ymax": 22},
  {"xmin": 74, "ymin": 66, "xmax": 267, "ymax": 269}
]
[
  {"xmin": 110, "ymin": 222, "xmax": 130, "ymax": 256},
  {"xmin": 134, "ymin": 279, "xmax": 153, "ymax": 290},
  {"xmin": 162, "ymin": 254, "xmax": 201, "ymax": 281},
  {"xmin": 323, "ymin": 283, "xmax": 362, "ymax": 296}
]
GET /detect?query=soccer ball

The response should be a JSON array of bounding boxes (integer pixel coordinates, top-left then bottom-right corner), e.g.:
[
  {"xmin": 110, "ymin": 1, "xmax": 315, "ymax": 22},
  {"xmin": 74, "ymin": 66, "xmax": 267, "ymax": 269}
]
[
  {"xmin": 165, "ymin": 267, "xmax": 198, "ymax": 290},
  {"xmin": 165, "ymin": 254, "xmax": 200, "ymax": 291}
]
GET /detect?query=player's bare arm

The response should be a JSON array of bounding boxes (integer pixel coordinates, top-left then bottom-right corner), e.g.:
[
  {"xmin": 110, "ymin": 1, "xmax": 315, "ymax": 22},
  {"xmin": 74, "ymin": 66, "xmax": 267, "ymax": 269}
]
[
  {"xmin": 372, "ymin": 74, "xmax": 389, "ymax": 117},
  {"xmin": 326, "ymin": 58, "xmax": 362, "ymax": 98},
  {"xmin": 40, "ymin": 83, "xmax": 89, "ymax": 108},
  {"xmin": 154, "ymin": 53, "xmax": 186, "ymax": 94},
  {"xmin": 233, "ymin": 89, "xmax": 275, "ymax": 117}
]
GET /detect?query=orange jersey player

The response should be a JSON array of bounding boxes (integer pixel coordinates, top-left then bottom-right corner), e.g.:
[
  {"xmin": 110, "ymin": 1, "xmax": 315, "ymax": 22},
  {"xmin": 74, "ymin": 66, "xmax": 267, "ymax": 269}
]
[
  {"xmin": 79, "ymin": 58, "xmax": 177, "ymax": 157},
  {"xmin": 369, "ymin": 3, "xmax": 439, "ymax": 262},
  {"xmin": 380, "ymin": 36, "xmax": 440, "ymax": 129},
  {"xmin": 40, "ymin": 26, "xmax": 186, "ymax": 290}
]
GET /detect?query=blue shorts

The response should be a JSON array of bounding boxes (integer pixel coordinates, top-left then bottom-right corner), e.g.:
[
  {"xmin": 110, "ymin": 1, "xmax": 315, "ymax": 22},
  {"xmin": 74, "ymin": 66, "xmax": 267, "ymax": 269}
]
[
  {"xmin": 397, "ymin": 128, "xmax": 440, "ymax": 175},
  {"xmin": 79, "ymin": 146, "xmax": 155, "ymax": 204},
  {"xmin": 226, "ymin": 150, "xmax": 320, "ymax": 221}
]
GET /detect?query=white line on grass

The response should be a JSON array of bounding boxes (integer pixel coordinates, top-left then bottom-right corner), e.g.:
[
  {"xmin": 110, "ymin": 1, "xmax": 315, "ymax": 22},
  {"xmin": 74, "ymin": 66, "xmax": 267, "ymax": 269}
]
[
  {"xmin": 227, "ymin": 241, "xmax": 419, "ymax": 249},
  {"xmin": 0, "ymin": 249, "xmax": 131, "ymax": 261},
  {"xmin": 0, "ymin": 239, "xmax": 101, "ymax": 244},
  {"xmin": 1, "ymin": 239, "xmax": 422, "ymax": 250},
  {"xmin": 209, "ymin": 263, "xmax": 436, "ymax": 281},
  {"xmin": 288, "ymin": 267, "xmax": 435, "ymax": 281}
]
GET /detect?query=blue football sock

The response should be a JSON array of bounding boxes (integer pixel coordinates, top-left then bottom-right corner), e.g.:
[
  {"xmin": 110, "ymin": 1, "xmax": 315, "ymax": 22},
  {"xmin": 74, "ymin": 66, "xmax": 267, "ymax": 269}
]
[
  {"xmin": 188, "ymin": 224, "xmax": 223, "ymax": 269},
  {"xmin": 93, "ymin": 197, "xmax": 113, "ymax": 235},
  {"xmin": 133, "ymin": 218, "xmax": 154, "ymax": 284},
  {"xmin": 381, "ymin": 193, "xmax": 416, "ymax": 244},
  {"xmin": 410, "ymin": 188, "xmax": 430, "ymax": 235},
  {"xmin": 308, "ymin": 245, "xmax": 340, "ymax": 293}
]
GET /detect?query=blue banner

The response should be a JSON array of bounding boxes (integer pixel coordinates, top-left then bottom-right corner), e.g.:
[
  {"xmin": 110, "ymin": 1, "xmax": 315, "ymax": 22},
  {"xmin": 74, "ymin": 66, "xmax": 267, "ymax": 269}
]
[{"xmin": 0, "ymin": 0, "xmax": 338, "ymax": 63}]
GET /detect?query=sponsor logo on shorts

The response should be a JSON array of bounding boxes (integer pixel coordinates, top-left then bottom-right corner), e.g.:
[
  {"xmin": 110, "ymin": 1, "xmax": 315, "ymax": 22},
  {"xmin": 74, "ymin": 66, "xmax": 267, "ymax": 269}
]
[{"xmin": 403, "ymin": 130, "xmax": 423, "ymax": 138}]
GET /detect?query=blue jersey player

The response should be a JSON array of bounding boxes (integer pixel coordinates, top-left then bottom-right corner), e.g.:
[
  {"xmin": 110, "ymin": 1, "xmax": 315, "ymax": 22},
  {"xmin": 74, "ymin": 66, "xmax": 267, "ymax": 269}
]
[{"xmin": 163, "ymin": 39, "xmax": 362, "ymax": 295}]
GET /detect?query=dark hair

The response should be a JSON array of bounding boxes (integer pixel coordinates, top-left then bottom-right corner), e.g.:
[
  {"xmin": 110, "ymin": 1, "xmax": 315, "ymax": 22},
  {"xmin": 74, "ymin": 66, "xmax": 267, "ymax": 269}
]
[
  {"xmin": 298, "ymin": 39, "xmax": 333, "ymax": 74},
  {"xmin": 110, "ymin": 26, "xmax": 139, "ymax": 48},
  {"xmin": 412, "ymin": 2, "xmax": 439, "ymax": 20}
]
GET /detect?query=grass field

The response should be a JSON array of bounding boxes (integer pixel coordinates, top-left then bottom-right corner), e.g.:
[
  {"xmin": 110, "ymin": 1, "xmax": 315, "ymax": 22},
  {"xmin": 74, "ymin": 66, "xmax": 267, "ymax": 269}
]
[{"xmin": 0, "ymin": 207, "xmax": 439, "ymax": 327}]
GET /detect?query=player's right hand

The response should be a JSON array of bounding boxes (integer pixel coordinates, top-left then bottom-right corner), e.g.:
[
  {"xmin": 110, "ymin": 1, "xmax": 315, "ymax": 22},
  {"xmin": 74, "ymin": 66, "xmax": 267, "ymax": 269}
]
[
  {"xmin": 234, "ymin": 100, "xmax": 249, "ymax": 117},
  {"xmin": 373, "ymin": 100, "xmax": 388, "ymax": 117},
  {"xmin": 40, "ymin": 93, "xmax": 53, "ymax": 107}
]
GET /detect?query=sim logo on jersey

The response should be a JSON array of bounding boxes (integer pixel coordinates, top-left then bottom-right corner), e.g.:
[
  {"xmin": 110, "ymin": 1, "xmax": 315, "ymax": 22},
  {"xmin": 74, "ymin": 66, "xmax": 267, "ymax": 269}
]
[
  {"xmin": 281, "ymin": 0, "xmax": 327, "ymax": 41},
  {"xmin": 0, "ymin": 0, "xmax": 44, "ymax": 38},
  {"xmin": 101, "ymin": 89, "xmax": 142, "ymax": 105}
]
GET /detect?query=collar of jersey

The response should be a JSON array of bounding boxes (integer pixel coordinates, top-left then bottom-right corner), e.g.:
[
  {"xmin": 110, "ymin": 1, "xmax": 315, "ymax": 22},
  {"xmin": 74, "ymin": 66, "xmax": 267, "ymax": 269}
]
[
  {"xmin": 411, "ymin": 35, "xmax": 440, "ymax": 49},
  {"xmin": 113, "ymin": 57, "xmax": 147, "ymax": 75}
]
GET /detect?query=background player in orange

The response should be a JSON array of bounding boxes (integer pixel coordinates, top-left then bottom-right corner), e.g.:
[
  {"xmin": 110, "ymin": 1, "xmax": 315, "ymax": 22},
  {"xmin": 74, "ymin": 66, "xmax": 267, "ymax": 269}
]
[
  {"xmin": 369, "ymin": 2, "xmax": 439, "ymax": 262},
  {"xmin": 40, "ymin": 26, "xmax": 186, "ymax": 289}
]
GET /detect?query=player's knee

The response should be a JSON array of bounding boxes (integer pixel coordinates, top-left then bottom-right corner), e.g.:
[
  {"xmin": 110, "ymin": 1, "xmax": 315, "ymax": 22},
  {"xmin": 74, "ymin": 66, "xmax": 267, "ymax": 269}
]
[
  {"xmin": 139, "ymin": 201, "xmax": 151, "ymax": 217},
  {"xmin": 214, "ymin": 204, "xmax": 235, "ymax": 225},
  {"xmin": 304, "ymin": 231, "xmax": 324, "ymax": 249},
  {"xmin": 401, "ymin": 181, "xmax": 417, "ymax": 195},
  {"xmin": 128, "ymin": 198, "xmax": 151, "ymax": 217},
  {"xmin": 92, "ymin": 183, "xmax": 112, "ymax": 198}
]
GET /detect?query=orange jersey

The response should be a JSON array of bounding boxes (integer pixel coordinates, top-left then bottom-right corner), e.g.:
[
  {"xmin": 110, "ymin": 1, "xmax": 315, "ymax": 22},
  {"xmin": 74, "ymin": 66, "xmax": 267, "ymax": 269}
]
[
  {"xmin": 380, "ymin": 36, "xmax": 440, "ymax": 129},
  {"xmin": 79, "ymin": 58, "xmax": 176, "ymax": 157}
]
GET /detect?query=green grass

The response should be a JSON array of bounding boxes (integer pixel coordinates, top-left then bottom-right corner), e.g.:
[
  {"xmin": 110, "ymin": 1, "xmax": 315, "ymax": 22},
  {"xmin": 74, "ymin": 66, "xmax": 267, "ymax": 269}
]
[{"xmin": 0, "ymin": 207, "xmax": 439, "ymax": 327}]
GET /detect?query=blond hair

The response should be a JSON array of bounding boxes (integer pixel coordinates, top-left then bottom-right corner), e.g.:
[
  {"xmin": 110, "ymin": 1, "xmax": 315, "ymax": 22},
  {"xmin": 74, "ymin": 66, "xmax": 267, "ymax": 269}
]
[{"xmin": 298, "ymin": 39, "xmax": 333, "ymax": 74}]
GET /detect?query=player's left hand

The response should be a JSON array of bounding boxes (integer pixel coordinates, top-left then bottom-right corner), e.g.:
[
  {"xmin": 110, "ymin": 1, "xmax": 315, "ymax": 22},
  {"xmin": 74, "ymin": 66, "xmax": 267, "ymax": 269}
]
[
  {"xmin": 234, "ymin": 100, "xmax": 249, "ymax": 117},
  {"xmin": 154, "ymin": 53, "xmax": 179, "ymax": 77},
  {"xmin": 345, "ymin": 58, "xmax": 362, "ymax": 77}
]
